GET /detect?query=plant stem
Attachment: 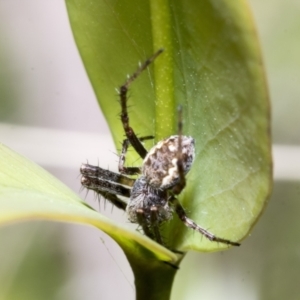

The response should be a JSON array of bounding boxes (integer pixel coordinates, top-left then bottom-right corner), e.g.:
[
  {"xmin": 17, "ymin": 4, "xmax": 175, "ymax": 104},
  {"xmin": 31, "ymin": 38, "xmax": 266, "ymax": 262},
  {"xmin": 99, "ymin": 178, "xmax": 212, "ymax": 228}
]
[
  {"xmin": 131, "ymin": 257, "xmax": 178, "ymax": 300},
  {"xmin": 123, "ymin": 245, "xmax": 182, "ymax": 300},
  {"xmin": 150, "ymin": 0, "xmax": 175, "ymax": 141}
]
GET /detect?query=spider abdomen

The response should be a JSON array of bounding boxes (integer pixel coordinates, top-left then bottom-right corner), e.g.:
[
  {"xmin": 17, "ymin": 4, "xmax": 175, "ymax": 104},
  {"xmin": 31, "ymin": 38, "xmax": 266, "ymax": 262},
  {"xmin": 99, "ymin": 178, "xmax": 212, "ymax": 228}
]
[{"xmin": 142, "ymin": 135, "xmax": 195, "ymax": 189}]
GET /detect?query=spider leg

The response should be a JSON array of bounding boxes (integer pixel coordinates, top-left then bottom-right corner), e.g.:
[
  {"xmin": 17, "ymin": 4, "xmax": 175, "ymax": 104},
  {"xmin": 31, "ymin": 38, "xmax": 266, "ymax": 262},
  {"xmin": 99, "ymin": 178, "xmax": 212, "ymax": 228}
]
[
  {"xmin": 81, "ymin": 163, "xmax": 135, "ymax": 187},
  {"xmin": 94, "ymin": 190, "xmax": 127, "ymax": 211},
  {"xmin": 172, "ymin": 105, "xmax": 186, "ymax": 195},
  {"xmin": 150, "ymin": 206, "xmax": 164, "ymax": 245},
  {"xmin": 80, "ymin": 165, "xmax": 131, "ymax": 210},
  {"xmin": 169, "ymin": 196, "xmax": 240, "ymax": 246},
  {"xmin": 167, "ymin": 108, "xmax": 240, "ymax": 246},
  {"xmin": 136, "ymin": 207, "xmax": 163, "ymax": 245},
  {"xmin": 81, "ymin": 175, "xmax": 131, "ymax": 197},
  {"xmin": 81, "ymin": 175, "xmax": 131, "ymax": 211},
  {"xmin": 119, "ymin": 49, "xmax": 163, "ymax": 159},
  {"xmin": 118, "ymin": 135, "xmax": 154, "ymax": 175},
  {"xmin": 136, "ymin": 209, "xmax": 154, "ymax": 239}
]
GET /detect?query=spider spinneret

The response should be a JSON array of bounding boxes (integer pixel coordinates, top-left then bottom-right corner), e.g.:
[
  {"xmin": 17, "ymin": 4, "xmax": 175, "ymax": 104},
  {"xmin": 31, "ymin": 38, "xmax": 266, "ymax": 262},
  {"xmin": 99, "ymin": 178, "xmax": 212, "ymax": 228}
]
[{"xmin": 80, "ymin": 49, "xmax": 240, "ymax": 248}]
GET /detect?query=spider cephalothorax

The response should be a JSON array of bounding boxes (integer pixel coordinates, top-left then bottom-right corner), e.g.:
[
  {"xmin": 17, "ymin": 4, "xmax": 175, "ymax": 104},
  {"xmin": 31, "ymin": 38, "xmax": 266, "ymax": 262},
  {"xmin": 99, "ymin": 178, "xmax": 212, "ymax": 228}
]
[{"xmin": 80, "ymin": 49, "xmax": 240, "ymax": 247}]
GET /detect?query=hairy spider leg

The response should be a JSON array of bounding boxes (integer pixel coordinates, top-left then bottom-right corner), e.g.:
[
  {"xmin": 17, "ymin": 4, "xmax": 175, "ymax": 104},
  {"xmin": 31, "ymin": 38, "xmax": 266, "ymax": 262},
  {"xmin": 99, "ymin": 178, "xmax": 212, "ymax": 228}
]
[
  {"xmin": 136, "ymin": 207, "xmax": 163, "ymax": 245},
  {"xmin": 150, "ymin": 206, "xmax": 164, "ymax": 245},
  {"xmin": 168, "ymin": 108, "xmax": 240, "ymax": 247},
  {"xmin": 136, "ymin": 209, "xmax": 154, "ymax": 241},
  {"xmin": 94, "ymin": 189, "xmax": 128, "ymax": 211},
  {"xmin": 119, "ymin": 48, "xmax": 164, "ymax": 160},
  {"xmin": 169, "ymin": 196, "xmax": 240, "ymax": 246},
  {"xmin": 81, "ymin": 175, "xmax": 130, "ymax": 211},
  {"xmin": 172, "ymin": 106, "xmax": 187, "ymax": 196},
  {"xmin": 81, "ymin": 163, "xmax": 135, "ymax": 187},
  {"xmin": 118, "ymin": 135, "xmax": 154, "ymax": 175},
  {"xmin": 80, "ymin": 164, "xmax": 134, "ymax": 211}
]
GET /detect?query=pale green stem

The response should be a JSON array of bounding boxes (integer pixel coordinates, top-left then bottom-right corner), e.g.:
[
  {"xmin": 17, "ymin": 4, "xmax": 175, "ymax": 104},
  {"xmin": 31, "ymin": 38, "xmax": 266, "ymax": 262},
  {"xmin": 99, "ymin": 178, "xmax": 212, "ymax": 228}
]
[{"xmin": 150, "ymin": 0, "xmax": 175, "ymax": 140}]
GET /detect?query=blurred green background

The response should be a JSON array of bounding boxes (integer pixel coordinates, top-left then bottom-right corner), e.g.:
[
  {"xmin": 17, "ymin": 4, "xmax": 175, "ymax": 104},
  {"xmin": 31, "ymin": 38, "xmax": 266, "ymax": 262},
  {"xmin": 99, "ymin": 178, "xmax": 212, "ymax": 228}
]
[{"xmin": 0, "ymin": 0, "xmax": 299, "ymax": 299}]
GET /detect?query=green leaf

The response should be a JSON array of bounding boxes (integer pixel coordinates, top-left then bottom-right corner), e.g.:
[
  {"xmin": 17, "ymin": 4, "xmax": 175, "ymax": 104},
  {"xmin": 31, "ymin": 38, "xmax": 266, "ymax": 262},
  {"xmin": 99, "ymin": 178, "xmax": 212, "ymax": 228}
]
[
  {"xmin": 66, "ymin": 0, "xmax": 272, "ymax": 252},
  {"xmin": 0, "ymin": 143, "xmax": 177, "ymax": 264}
]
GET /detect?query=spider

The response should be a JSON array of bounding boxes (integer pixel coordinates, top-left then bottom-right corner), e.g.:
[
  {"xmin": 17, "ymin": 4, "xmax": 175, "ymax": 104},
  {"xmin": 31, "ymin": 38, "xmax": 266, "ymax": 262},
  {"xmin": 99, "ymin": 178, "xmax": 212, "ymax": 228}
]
[{"xmin": 80, "ymin": 49, "xmax": 240, "ymax": 248}]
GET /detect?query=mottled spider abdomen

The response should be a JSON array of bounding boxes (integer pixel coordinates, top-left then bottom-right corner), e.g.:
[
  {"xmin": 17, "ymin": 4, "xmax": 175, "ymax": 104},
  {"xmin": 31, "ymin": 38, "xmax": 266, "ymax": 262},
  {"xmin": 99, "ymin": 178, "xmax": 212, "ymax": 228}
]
[{"xmin": 142, "ymin": 135, "xmax": 195, "ymax": 188}]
